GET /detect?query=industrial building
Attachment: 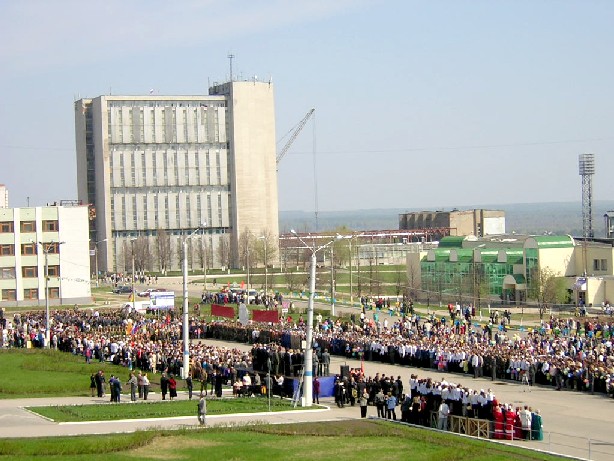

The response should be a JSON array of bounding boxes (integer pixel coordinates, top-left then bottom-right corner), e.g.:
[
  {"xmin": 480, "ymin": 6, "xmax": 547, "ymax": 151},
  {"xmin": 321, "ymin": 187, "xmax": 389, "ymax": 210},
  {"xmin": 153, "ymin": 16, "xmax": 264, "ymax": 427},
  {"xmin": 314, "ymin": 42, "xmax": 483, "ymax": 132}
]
[
  {"xmin": 399, "ymin": 209, "xmax": 505, "ymax": 238},
  {"xmin": 0, "ymin": 205, "xmax": 91, "ymax": 307},
  {"xmin": 75, "ymin": 80, "xmax": 279, "ymax": 273}
]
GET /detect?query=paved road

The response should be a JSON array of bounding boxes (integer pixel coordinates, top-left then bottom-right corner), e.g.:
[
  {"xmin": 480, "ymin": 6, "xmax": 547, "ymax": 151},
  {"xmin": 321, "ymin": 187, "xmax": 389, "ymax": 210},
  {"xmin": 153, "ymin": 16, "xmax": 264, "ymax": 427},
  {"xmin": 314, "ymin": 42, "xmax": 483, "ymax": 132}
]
[{"xmin": 1, "ymin": 338, "xmax": 613, "ymax": 460}]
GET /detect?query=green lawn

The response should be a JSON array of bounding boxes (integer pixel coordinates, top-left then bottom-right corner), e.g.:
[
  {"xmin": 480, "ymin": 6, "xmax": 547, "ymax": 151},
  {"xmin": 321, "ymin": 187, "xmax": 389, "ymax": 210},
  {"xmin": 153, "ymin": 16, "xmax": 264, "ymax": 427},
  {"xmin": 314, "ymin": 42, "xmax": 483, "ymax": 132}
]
[
  {"xmin": 0, "ymin": 420, "xmax": 563, "ymax": 461},
  {"xmin": 0, "ymin": 349, "xmax": 142, "ymax": 398},
  {"xmin": 29, "ymin": 397, "xmax": 311, "ymax": 422}
]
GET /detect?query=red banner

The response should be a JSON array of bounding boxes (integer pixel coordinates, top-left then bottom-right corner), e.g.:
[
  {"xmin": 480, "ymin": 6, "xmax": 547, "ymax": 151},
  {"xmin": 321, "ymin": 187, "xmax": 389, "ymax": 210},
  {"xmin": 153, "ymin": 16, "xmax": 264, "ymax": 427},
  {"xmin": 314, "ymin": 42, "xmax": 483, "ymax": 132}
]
[
  {"xmin": 252, "ymin": 310, "xmax": 279, "ymax": 323},
  {"xmin": 211, "ymin": 304, "xmax": 235, "ymax": 319}
]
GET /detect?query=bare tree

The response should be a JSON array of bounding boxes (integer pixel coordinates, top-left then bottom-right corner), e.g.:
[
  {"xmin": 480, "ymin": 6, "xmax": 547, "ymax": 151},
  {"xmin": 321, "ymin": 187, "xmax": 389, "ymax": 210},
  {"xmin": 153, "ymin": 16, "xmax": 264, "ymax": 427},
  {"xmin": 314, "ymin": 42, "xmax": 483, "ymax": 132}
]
[
  {"xmin": 528, "ymin": 266, "xmax": 568, "ymax": 319},
  {"xmin": 133, "ymin": 236, "xmax": 152, "ymax": 273},
  {"xmin": 156, "ymin": 228, "xmax": 172, "ymax": 275},
  {"xmin": 254, "ymin": 229, "xmax": 278, "ymax": 268},
  {"xmin": 217, "ymin": 234, "xmax": 231, "ymax": 270},
  {"xmin": 238, "ymin": 228, "xmax": 254, "ymax": 269}
]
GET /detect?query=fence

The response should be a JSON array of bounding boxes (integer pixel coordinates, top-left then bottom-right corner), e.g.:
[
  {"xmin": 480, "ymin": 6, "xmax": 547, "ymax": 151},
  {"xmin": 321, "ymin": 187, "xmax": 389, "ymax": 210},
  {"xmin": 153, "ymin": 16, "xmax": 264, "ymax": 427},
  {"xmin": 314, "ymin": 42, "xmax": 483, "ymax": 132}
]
[{"xmin": 427, "ymin": 411, "xmax": 614, "ymax": 461}]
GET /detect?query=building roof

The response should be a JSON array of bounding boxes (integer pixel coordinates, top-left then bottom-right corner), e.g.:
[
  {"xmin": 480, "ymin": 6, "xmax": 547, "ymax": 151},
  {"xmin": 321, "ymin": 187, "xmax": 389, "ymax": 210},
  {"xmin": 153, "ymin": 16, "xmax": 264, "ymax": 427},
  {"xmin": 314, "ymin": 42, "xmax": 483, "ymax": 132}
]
[
  {"xmin": 438, "ymin": 236, "xmax": 466, "ymax": 248},
  {"xmin": 525, "ymin": 235, "xmax": 575, "ymax": 249}
]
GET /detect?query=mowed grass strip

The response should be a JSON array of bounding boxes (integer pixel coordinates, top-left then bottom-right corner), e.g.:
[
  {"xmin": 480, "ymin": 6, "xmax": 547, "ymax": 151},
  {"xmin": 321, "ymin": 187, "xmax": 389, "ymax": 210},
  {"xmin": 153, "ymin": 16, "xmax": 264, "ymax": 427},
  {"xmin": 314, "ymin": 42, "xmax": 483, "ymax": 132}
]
[
  {"xmin": 28, "ymin": 397, "xmax": 311, "ymax": 422},
  {"xmin": 0, "ymin": 349, "xmax": 136, "ymax": 398},
  {"xmin": 0, "ymin": 420, "xmax": 564, "ymax": 461}
]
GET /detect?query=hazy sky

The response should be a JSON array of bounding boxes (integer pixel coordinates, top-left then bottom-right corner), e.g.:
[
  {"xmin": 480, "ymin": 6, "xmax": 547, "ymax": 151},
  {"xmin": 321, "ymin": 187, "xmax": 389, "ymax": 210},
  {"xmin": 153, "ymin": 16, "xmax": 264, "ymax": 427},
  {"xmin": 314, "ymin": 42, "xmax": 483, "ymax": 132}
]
[{"xmin": 1, "ymin": 1, "xmax": 613, "ymax": 213}]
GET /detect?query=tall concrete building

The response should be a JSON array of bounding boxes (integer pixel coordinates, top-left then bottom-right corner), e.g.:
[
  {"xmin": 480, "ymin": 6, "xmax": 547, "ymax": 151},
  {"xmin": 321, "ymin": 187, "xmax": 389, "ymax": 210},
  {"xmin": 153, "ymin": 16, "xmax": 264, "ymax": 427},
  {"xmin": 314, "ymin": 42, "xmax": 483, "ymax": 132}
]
[{"xmin": 75, "ymin": 80, "xmax": 279, "ymax": 273}]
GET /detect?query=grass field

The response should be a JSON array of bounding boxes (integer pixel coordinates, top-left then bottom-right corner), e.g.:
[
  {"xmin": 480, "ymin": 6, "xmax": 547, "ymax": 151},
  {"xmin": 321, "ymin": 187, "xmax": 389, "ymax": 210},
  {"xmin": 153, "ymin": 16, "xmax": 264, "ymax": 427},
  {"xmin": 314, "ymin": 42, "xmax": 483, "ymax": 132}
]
[
  {"xmin": 0, "ymin": 420, "xmax": 563, "ymax": 461},
  {"xmin": 0, "ymin": 349, "xmax": 141, "ymax": 399},
  {"xmin": 29, "ymin": 397, "xmax": 311, "ymax": 422}
]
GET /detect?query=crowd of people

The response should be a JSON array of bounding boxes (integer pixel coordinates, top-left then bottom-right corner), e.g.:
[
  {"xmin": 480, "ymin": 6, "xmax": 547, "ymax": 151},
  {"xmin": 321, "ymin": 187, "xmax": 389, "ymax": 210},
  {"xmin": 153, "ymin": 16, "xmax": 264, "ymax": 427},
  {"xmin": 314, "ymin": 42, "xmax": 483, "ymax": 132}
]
[{"xmin": 1, "ymin": 301, "xmax": 613, "ymax": 429}]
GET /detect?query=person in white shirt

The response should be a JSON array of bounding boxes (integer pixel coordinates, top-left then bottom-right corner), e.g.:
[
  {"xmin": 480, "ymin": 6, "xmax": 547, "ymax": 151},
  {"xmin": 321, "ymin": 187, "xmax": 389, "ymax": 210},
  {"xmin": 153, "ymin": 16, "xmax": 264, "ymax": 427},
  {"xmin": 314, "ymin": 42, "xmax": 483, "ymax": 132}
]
[{"xmin": 438, "ymin": 401, "xmax": 450, "ymax": 430}]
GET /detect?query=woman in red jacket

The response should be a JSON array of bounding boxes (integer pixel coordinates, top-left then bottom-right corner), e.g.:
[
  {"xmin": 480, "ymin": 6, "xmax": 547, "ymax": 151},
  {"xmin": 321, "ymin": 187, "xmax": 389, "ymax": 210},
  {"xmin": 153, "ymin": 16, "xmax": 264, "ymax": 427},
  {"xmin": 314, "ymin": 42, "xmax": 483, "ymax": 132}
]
[{"xmin": 168, "ymin": 374, "xmax": 178, "ymax": 400}]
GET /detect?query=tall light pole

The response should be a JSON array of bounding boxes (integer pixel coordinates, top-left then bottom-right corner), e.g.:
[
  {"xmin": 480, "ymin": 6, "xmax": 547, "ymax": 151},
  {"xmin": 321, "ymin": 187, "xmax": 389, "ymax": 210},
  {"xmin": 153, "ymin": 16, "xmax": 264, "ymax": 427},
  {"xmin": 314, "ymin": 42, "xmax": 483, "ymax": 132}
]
[
  {"xmin": 201, "ymin": 221, "xmax": 208, "ymax": 291},
  {"xmin": 259, "ymin": 235, "xmax": 268, "ymax": 294},
  {"xmin": 94, "ymin": 239, "xmax": 108, "ymax": 288},
  {"xmin": 36, "ymin": 240, "xmax": 65, "ymax": 348},
  {"xmin": 290, "ymin": 230, "xmax": 341, "ymax": 407},
  {"xmin": 182, "ymin": 225, "xmax": 204, "ymax": 379},
  {"xmin": 330, "ymin": 245, "xmax": 335, "ymax": 317},
  {"xmin": 130, "ymin": 238, "xmax": 137, "ymax": 304}
]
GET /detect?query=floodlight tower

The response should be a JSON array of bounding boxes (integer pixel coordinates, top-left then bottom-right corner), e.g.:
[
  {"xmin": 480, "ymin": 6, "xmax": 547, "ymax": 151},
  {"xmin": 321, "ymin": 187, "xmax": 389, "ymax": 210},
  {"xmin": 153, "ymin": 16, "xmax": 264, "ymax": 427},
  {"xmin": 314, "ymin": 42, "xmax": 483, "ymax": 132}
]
[{"xmin": 579, "ymin": 154, "xmax": 595, "ymax": 239}]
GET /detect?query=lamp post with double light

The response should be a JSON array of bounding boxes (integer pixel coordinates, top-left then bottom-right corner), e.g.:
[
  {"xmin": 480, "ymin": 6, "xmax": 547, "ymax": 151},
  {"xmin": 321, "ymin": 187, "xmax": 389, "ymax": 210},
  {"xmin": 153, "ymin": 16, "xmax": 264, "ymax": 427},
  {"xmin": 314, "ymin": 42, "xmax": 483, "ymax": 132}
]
[
  {"xmin": 182, "ymin": 225, "xmax": 204, "ymax": 379},
  {"xmin": 290, "ymin": 230, "xmax": 342, "ymax": 407},
  {"xmin": 36, "ymin": 240, "xmax": 65, "ymax": 348}
]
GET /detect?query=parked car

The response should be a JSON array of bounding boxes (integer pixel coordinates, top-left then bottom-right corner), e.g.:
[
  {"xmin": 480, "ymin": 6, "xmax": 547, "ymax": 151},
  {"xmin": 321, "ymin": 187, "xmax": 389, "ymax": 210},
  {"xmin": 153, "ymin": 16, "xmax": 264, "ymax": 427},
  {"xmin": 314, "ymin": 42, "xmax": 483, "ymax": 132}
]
[
  {"xmin": 138, "ymin": 288, "xmax": 166, "ymax": 298},
  {"xmin": 113, "ymin": 285, "xmax": 133, "ymax": 294}
]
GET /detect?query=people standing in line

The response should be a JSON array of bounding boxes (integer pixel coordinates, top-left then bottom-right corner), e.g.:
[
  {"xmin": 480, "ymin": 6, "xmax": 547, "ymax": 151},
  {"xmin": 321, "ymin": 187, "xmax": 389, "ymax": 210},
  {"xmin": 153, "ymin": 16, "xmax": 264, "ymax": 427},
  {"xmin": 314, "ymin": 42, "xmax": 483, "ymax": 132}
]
[
  {"xmin": 160, "ymin": 372, "xmax": 169, "ymax": 400},
  {"xmin": 128, "ymin": 372, "xmax": 138, "ymax": 402},
  {"xmin": 359, "ymin": 389, "xmax": 369, "ymax": 418},
  {"xmin": 168, "ymin": 374, "xmax": 177, "ymax": 400},
  {"xmin": 313, "ymin": 376, "xmax": 320, "ymax": 405},
  {"xmin": 90, "ymin": 373, "xmax": 96, "ymax": 397},
  {"xmin": 95, "ymin": 370, "xmax": 106, "ymax": 398},
  {"xmin": 322, "ymin": 349, "xmax": 331, "ymax": 376},
  {"xmin": 519, "ymin": 406, "xmax": 532, "ymax": 440},
  {"xmin": 142, "ymin": 373, "xmax": 150, "ymax": 400},
  {"xmin": 386, "ymin": 392, "xmax": 397, "ymax": 420},
  {"xmin": 197, "ymin": 393, "xmax": 207, "ymax": 425},
  {"xmin": 438, "ymin": 400, "xmax": 450, "ymax": 430},
  {"xmin": 531, "ymin": 409, "xmax": 543, "ymax": 441},
  {"xmin": 186, "ymin": 374, "xmax": 193, "ymax": 400},
  {"xmin": 375, "ymin": 388, "xmax": 386, "ymax": 418},
  {"xmin": 137, "ymin": 371, "xmax": 144, "ymax": 399}
]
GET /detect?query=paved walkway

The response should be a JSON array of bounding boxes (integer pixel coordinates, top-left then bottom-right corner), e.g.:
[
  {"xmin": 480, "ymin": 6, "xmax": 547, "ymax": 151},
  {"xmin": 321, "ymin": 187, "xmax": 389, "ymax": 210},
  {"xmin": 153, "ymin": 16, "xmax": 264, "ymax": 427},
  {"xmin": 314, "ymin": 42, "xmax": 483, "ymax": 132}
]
[{"xmin": 1, "ymin": 338, "xmax": 613, "ymax": 460}]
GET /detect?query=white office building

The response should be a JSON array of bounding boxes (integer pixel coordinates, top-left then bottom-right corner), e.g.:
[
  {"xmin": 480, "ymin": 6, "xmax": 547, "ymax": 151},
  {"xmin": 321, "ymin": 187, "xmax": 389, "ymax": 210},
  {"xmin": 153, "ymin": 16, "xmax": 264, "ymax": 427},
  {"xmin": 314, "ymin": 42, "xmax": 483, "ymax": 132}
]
[
  {"xmin": 0, "ymin": 205, "xmax": 91, "ymax": 306},
  {"xmin": 75, "ymin": 80, "xmax": 279, "ymax": 273}
]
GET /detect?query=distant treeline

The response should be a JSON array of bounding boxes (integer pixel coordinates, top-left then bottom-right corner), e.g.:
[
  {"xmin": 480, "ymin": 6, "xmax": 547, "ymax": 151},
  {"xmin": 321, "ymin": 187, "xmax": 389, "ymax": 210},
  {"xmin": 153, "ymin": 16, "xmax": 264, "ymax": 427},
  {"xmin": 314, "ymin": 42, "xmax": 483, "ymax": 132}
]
[{"xmin": 279, "ymin": 201, "xmax": 614, "ymax": 237}]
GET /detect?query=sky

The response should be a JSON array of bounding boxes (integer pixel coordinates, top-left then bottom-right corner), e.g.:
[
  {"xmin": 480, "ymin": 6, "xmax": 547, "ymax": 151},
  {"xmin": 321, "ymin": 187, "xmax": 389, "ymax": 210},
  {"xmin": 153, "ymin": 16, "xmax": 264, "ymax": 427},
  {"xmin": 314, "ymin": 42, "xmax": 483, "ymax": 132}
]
[{"xmin": 1, "ymin": 0, "xmax": 614, "ymax": 213}]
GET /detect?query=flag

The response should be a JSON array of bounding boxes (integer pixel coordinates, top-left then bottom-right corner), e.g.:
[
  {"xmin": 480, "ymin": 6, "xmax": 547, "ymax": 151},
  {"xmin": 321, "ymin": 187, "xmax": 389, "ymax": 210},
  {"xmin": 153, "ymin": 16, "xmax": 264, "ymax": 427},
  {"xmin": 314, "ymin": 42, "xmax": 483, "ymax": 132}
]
[{"xmin": 149, "ymin": 89, "xmax": 154, "ymax": 94}]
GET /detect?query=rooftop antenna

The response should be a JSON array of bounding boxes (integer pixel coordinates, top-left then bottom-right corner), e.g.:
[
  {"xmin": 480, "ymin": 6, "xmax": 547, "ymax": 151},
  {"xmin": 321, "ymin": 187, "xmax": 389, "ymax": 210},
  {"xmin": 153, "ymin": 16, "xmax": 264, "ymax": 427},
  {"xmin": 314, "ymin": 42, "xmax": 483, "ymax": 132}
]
[{"xmin": 228, "ymin": 53, "xmax": 235, "ymax": 82}]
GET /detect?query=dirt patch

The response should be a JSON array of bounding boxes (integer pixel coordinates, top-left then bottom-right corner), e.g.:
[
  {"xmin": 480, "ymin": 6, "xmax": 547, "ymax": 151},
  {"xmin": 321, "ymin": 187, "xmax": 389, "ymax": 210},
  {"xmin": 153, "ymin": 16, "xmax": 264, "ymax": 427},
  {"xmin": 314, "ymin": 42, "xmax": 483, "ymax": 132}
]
[{"xmin": 127, "ymin": 435, "xmax": 221, "ymax": 459}]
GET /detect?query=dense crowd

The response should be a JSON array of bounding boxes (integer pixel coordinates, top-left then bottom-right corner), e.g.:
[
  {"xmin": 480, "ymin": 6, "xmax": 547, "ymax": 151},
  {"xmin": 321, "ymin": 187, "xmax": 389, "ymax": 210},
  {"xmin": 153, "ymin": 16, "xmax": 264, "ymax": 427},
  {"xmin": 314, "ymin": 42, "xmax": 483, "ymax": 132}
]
[{"xmin": 1, "ymin": 303, "xmax": 613, "ymax": 402}]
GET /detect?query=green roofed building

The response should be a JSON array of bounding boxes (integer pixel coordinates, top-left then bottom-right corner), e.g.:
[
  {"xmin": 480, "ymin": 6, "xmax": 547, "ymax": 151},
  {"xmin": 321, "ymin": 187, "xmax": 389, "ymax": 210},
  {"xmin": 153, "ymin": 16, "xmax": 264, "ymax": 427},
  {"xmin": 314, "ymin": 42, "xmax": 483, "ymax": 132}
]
[{"xmin": 407, "ymin": 233, "xmax": 614, "ymax": 307}]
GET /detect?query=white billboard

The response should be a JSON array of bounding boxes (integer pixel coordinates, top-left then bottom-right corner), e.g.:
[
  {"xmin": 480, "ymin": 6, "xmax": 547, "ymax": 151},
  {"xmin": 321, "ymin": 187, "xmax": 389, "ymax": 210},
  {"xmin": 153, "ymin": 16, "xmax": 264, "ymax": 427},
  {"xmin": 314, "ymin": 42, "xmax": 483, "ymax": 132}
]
[{"xmin": 150, "ymin": 291, "xmax": 175, "ymax": 310}]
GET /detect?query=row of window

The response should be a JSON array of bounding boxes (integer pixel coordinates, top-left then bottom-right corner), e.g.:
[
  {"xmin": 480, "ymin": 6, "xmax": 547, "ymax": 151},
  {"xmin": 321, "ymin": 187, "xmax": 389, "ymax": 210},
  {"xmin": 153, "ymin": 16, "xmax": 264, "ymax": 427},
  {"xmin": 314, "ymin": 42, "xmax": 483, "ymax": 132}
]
[
  {"xmin": 0, "ymin": 220, "xmax": 59, "ymax": 233},
  {"xmin": 0, "ymin": 242, "xmax": 61, "ymax": 256},
  {"xmin": 0, "ymin": 265, "xmax": 60, "ymax": 279},
  {"xmin": 1, "ymin": 287, "xmax": 60, "ymax": 301}
]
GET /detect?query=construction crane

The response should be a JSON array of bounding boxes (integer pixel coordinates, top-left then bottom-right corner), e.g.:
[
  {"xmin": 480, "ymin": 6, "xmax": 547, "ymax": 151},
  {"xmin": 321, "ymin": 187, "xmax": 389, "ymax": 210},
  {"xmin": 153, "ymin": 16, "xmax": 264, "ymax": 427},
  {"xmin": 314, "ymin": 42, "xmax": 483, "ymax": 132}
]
[{"xmin": 276, "ymin": 108, "xmax": 315, "ymax": 167}]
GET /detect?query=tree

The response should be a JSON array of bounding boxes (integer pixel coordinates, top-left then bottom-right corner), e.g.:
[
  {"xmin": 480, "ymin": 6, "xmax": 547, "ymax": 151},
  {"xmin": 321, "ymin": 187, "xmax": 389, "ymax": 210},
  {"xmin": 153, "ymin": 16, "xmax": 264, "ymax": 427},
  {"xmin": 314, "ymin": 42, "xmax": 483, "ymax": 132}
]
[
  {"xmin": 156, "ymin": 228, "xmax": 172, "ymax": 275},
  {"xmin": 133, "ymin": 236, "xmax": 152, "ymax": 273},
  {"xmin": 217, "ymin": 234, "xmax": 231, "ymax": 270},
  {"xmin": 528, "ymin": 266, "xmax": 568, "ymax": 319},
  {"xmin": 254, "ymin": 229, "xmax": 278, "ymax": 269}
]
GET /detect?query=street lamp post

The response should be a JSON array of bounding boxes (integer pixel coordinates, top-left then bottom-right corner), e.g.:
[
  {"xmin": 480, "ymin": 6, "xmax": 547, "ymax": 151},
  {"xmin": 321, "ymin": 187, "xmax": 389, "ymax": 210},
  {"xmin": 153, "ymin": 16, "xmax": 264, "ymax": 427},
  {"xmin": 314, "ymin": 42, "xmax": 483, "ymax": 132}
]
[
  {"xmin": 182, "ymin": 225, "xmax": 204, "ymax": 379},
  {"xmin": 330, "ymin": 245, "xmax": 335, "ymax": 317},
  {"xmin": 94, "ymin": 239, "xmax": 108, "ymax": 288},
  {"xmin": 130, "ymin": 238, "xmax": 137, "ymax": 304},
  {"xmin": 201, "ymin": 223, "xmax": 208, "ymax": 290},
  {"xmin": 259, "ymin": 236, "xmax": 268, "ymax": 294},
  {"xmin": 36, "ymin": 240, "xmax": 65, "ymax": 348},
  {"xmin": 290, "ymin": 230, "xmax": 341, "ymax": 407}
]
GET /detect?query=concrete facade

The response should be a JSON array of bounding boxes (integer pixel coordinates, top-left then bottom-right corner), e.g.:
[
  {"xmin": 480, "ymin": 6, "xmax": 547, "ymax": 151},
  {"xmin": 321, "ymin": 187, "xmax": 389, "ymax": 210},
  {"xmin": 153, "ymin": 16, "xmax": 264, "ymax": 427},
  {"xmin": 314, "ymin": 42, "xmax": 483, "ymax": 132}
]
[
  {"xmin": 75, "ymin": 81, "xmax": 278, "ymax": 273},
  {"xmin": 0, "ymin": 205, "xmax": 91, "ymax": 307}
]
